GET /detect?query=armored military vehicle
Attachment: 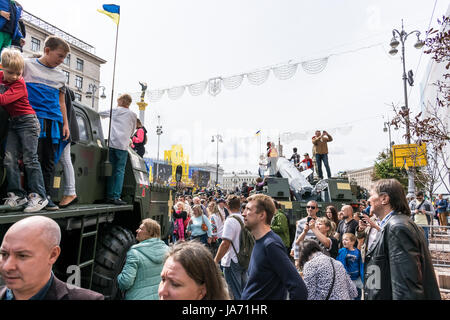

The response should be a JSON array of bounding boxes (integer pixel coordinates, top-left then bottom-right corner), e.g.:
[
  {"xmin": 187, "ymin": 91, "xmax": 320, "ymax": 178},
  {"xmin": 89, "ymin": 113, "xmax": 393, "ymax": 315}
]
[
  {"xmin": 0, "ymin": 102, "xmax": 173, "ymax": 299},
  {"xmin": 256, "ymin": 159, "xmax": 360, "ymax": 244}
]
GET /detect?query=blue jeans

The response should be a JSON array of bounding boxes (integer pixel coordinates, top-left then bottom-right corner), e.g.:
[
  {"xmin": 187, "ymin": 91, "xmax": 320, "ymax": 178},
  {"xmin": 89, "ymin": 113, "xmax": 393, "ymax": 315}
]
[
  {"xmin": 315, "ymin": 153, "xmax": 331, "ymax": 179},
  {"xmin": 106, "ymin": 148, "xmax": 128, "ymax": 200},
  {"xmin": 4, "ymin": 114, "xmax": 47, "ymax": 199},
  {"xmin": 223, "ymin": 260, "xmax": 248, "ymax": 300},
  {"xmin": 191, "ymin": 233, "xmax": 208, "ymax": 245},
  {"xmin": 421, "ymin": 226, "xmax": 429, "ymax": 245}
]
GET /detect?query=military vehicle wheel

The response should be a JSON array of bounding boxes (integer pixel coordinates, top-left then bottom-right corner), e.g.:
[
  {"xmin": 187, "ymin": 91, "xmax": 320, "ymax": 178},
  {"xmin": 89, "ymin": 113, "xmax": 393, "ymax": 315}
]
[{"xmin": 92, "ymin": 225, "xmax": 136, "ymax": 299}]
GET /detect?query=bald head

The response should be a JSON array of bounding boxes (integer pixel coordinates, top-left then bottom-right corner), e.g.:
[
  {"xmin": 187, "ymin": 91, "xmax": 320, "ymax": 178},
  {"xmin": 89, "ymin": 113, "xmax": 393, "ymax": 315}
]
[
  {"xmin": 342, "ymin": 205, "xmax": 354, "ymax": 220},
  {"xmin": 0, "ymin": 216, "xmax": 63, "ymax": 299},
  {"xmin": 7, "ymin": 216, "xmax": 61, "ymax": 249}
]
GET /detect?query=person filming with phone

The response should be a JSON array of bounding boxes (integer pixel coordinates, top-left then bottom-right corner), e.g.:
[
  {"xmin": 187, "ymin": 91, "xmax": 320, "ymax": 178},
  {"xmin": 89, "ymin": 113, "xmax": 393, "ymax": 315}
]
[
  {"xmin": 291, "ymin": 200, "xmax": 319, "ymax": 269},
  {"xmin": 312, "ymin": 130, "xmax": 333, "ymax": 180},
  {"xmin": 355, "ymin": 204, "xmax": 380, "ymax": 262}
]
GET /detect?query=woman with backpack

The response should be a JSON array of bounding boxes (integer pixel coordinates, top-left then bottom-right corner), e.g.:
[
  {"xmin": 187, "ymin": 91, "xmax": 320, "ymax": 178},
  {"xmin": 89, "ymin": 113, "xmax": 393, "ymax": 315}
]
[{"xmin": 131, "ymin": 118, "xmax": 147, "ymax": 157}]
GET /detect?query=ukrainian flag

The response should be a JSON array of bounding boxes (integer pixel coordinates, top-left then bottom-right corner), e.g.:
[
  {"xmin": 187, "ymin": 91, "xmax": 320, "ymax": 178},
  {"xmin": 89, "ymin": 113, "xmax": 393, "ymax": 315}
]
[
  {"xmin": 255, "ymin": 130, "xmax": 261, "ymax": 136},
  {"xmin": 97, "ymin": 4, "xmax": 120, "ymax": 25}
]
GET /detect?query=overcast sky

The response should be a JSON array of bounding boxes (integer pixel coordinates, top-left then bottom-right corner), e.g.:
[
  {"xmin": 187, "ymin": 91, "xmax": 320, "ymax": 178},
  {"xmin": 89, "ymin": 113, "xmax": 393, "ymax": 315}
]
[{"xmin": 21, "ymin": 0, "xmax": 449, "ymax": 174}]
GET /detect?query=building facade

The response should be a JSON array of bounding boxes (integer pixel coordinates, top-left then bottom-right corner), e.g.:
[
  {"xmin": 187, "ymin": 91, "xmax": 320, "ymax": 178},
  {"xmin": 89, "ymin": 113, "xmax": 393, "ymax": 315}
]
[
  {"xmin": 190, "ymin": 163, "xmax": 224, "ymax": 187},
  {"xmin": 21, "ymin": 10, "xmax": 106, "ymax": 111},
  {"xmin": 223, "ymin": 172, "xmax": 259, "ymax": 192},
  {"xmin": 346, "ymin": 166, "xmax": 374, "ymax": 191}
]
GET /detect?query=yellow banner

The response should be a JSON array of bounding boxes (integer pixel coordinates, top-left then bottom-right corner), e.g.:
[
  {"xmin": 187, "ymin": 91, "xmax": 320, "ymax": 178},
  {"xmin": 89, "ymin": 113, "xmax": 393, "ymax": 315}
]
[
  {"xmin": 392, "ymin": 143, "xmax": 427, "ymax": 168},
  {"xmin": 279, "ymin": 201, "xmax": 293, "ymax": 209},
  {"xmin": 337, "ymin": 183, "xmax": 351, "ymax": 190}
]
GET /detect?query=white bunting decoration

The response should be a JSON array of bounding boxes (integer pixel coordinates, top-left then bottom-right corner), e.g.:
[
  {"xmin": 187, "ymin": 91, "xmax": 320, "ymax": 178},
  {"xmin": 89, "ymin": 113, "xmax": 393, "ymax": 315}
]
[
  {"xmin": 223, "ymin": 75, "xmax": 245, "ymax": 90},
  {"xmin": 247, "ymin": 69, "xmax": 270, "ymax": 86},
  {"xmin": 140, "ymin": 56, "xmax": 335, "ymax": 102}
]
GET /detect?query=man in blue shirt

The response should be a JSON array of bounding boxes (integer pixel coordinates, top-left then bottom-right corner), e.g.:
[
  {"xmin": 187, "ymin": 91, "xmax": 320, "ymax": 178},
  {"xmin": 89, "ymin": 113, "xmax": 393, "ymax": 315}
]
[
  {"xmin": 436, "ymin": 194, "xmax": 448, "ymax": 229},
  {"xmin": 241, "ymin": 194, "xmax": 308, "ymax": 300}
]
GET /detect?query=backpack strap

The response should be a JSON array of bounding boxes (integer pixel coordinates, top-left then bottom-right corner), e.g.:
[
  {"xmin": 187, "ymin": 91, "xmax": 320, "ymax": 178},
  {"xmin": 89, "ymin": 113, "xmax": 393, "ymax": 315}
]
[{"xmin": 229, "ymin": 215, "xmax": 244, "ymax": 257}]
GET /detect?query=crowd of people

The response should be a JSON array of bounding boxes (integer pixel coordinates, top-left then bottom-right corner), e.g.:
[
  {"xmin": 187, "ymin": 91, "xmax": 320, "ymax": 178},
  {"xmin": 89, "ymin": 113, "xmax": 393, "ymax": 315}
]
[{"xmin": 0, "ymin": 177, "xmax": 443, "ymax": 300}]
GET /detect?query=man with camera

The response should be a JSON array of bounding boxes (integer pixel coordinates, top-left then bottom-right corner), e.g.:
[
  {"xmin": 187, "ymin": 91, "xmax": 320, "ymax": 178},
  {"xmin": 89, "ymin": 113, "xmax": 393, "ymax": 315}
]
[
  {"xmin": 356, "ymin": 204, "xmax": 381, "ymax": 262},
  {"xmin": 291, "ymin": 200, "xmax": 319, "ymax": 269},
  {"xmin": 312, "ymin": 130, "xmax": 333, "ymax": 179}
]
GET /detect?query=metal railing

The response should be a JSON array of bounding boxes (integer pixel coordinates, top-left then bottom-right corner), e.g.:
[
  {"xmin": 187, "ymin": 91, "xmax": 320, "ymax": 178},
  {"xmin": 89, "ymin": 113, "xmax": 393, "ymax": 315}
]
[
  {"xmin": 22, "ymin": 10, "xmax": 96, "ymax": 55},
  {"xmin": 427, "ymin": 224, "xmax": 450, "ymax": 295},
  {"xmin": 428, "ymin": 225, "xmax": 450, "ymax": 267}
]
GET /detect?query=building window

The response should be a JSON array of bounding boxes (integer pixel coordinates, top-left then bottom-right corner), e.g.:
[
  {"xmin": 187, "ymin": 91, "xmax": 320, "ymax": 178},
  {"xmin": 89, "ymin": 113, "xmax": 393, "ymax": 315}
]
[
  {"xmin": 64, "ymin": 54, "xmax": 71, "ymax": 66},
  {"xmin": 62, "ymin": 70, "xmax": 70, "ymax": 85},
  {"xmin": 75, "ymin": 75, "xmax": 83, "ymax": 89},
  {"xmin": 74, "ymin": 93, "xmax": 82, "ymax": 102},
  {"xmin": 31, "ymin": 37, "xmax": 40, "ymax": 52},
  {"xmin": 76, "ymin": 58, "xmax": 84, "ymax": 71}
]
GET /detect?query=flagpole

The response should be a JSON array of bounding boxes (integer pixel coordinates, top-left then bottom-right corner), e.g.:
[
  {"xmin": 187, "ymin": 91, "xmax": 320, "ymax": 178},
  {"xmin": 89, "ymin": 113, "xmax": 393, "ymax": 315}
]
[
  {"xmin": 107, "ymin": 21, "xmax": 120, "ymax": 156},
  {"xmin": 259, "ymin": 133, "xmax": 261, "ymax": 157}
]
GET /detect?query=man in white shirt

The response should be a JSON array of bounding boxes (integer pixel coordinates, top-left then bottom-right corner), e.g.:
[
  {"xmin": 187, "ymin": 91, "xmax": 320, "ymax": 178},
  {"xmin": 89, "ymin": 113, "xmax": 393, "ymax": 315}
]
[
  {"xmin": 99, "ymin": 94, "xmax": 137, "ymax": 205},
  {"xmin": 214, "ymin": 195, "xmax": 247, "ymax": 300}
]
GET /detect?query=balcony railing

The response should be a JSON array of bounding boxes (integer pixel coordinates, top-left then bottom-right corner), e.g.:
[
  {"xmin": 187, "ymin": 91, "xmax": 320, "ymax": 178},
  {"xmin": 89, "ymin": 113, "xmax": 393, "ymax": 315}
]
[{"xmin": 22, "ymin": 10, "xmax": 96, "ymax": 55}]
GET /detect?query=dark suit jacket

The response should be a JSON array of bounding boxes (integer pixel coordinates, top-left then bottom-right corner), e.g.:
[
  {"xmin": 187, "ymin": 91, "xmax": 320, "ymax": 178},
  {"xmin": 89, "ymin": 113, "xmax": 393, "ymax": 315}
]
[{"xmin": 0, "ymin": 276, "xmax": 104, "ymax": 300}]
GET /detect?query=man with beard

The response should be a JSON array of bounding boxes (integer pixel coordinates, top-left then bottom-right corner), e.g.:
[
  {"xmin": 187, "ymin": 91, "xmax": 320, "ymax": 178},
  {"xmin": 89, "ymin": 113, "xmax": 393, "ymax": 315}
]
[
  {"xmin": 335, "ymin": 205, "xmax": 359, "ymax": 248},
  {"xmin": 241, "ymin": 194, "xmax": 307, "ymax": 300},
  {"xmin": 363, "ymin": 179, "xmax": 440, "ymax": 300}
]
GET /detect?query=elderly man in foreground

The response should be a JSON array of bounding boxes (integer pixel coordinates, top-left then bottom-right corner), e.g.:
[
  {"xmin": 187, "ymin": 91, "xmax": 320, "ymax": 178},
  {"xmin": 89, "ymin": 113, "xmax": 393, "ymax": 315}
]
[{"xmin": 0, "ymin": 216, "xmax": 104, "ymax": 300}]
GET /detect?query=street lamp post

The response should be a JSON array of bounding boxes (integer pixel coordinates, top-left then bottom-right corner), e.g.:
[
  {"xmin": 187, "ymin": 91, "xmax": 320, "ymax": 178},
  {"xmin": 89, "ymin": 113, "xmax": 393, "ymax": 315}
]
[
  {"xmin": 211, "ymin": 134, "xmax": 223, "ymax": 188},
  {"xmin": 86, "ymin": 83, "xmax": 106, "ymax": 109},
  {"xmin": 383, "ymin": 116, "xmax": 398, "ymax": 156},
  {"xmin": 389, "ymin": 20, "xmax": 424, "ymax": 199},
  {"xmin": 156, "ymin": 115, "xmax": 163, "ymax": 183}
]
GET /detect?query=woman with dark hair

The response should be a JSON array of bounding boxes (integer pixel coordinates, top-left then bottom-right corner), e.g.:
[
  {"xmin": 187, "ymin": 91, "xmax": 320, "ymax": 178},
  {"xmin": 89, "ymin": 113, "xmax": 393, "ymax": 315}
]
[
  {"xmin": 158, "ymin": 241, "xmax": 230, "ymax": 300},
  {"xmin": 325, "ymin": 205, "xmax": 339, "ymax": 227},
  {"xmin": 299, "ymin": 240, "xmax": 357, "ymax": 300}
]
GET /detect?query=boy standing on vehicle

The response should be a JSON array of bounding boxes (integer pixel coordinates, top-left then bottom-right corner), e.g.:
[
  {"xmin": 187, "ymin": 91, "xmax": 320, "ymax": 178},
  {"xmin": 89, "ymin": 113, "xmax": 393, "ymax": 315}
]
[
  {"xmin": 99, "ymin": 94, "xmax": 137, "ymax": 205},
  {"xmin": 23, "ymin": 35, "xmax": 71, "ymax": 210},
  {"xmin": 0, "ymin": 48, "xmax": 48, "ymax": 212}
]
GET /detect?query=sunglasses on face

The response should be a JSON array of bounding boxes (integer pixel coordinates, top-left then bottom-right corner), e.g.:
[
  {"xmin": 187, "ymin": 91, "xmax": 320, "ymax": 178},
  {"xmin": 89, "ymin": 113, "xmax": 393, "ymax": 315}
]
[{"xmin": 306, "ymin": 206, "xmax": 316, "ymax": 209}]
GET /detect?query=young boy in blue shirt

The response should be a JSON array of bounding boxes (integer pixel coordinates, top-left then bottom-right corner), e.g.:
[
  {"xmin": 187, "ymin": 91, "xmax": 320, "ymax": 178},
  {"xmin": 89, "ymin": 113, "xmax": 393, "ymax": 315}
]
[
  {"xmin": 337, "ymin": 232, "xmax": 363, "ymax": 300},
  {"xmin": 23, "ymin": 35, "xmax": 70, "ymax": 210}
]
